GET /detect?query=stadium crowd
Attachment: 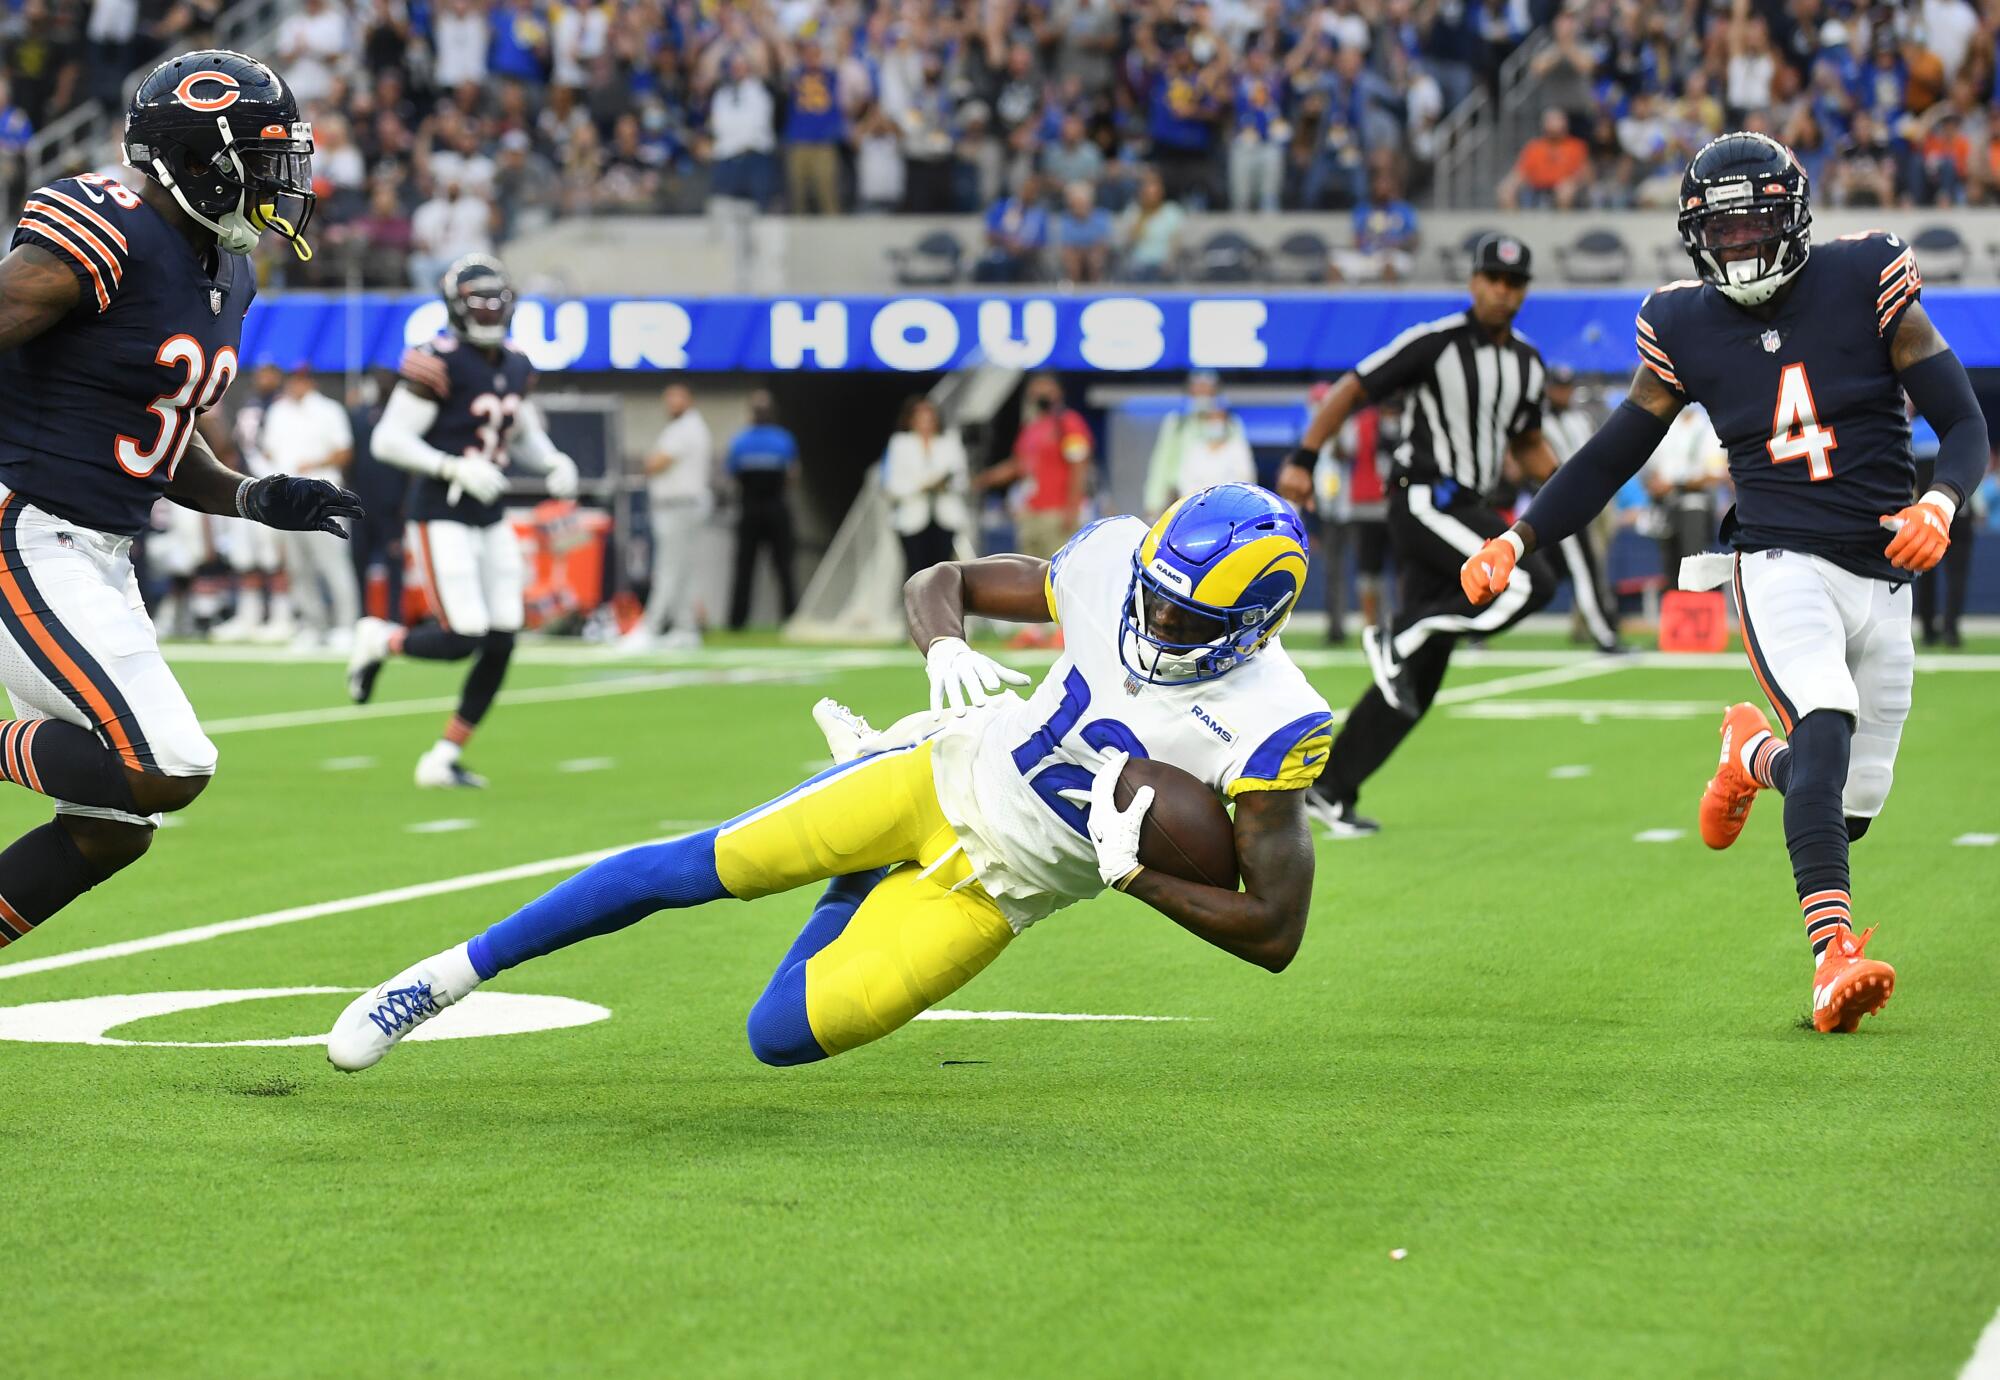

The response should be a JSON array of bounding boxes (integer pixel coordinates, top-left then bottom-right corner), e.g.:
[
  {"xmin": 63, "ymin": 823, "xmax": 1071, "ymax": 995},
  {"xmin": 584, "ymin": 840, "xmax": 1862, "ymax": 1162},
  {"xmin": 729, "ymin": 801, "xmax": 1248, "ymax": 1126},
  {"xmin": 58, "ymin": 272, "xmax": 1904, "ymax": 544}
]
[{"xmin": 1502, "ymin": 0, "xmax": 1995, "ymax": 210}]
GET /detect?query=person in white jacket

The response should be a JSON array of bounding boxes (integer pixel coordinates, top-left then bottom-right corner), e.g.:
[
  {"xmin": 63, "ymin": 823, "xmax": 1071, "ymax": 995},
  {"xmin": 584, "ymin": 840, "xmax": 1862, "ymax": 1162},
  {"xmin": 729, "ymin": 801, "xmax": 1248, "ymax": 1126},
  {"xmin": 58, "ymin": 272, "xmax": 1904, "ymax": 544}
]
[
  {"xmin": 1143, "ymin": 372, "xmax": 1256, "ymax": 517},
  {"xmin": 881, "ymin": 396, "xmax": 970, "ymax": 577}
]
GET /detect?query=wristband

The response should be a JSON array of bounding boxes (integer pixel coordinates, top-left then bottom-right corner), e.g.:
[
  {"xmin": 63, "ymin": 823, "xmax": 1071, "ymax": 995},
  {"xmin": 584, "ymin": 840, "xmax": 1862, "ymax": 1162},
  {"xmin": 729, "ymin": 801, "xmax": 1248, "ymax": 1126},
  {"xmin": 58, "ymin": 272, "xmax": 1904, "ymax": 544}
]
[
  {"xmin": 1113, "ymin": 864, "xmax": 1144, "ymax": 892},
  {"xmin": 1497, "ymin": 530, "xmax": 1525, "ymax": 558},
  {"xmin": 234, "ymin": 476, "xmax": 256, "ymax": 519},
  {"xmin": 1919, "ymin": 488, "xmax": 1958, "ymax": 525},
  {"xmin": 1284, "ymin": 445, "xmax": 1316, "ymax": 472}
]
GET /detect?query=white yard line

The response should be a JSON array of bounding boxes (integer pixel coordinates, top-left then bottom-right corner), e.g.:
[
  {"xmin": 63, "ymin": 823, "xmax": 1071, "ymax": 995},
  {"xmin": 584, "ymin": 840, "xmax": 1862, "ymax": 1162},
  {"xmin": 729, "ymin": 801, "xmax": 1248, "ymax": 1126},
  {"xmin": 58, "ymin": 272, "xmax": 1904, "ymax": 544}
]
[
  {"xmin": 0, "ymin": 834, "xmax": 693, "ymax": 983},
  {"xmin": 1963, "ymin": 1308, "xmax": 2000, "ymax": 1379},
  {"xmin": 203, "ymin": 666, "xmax": 808, "ymax": 736}
]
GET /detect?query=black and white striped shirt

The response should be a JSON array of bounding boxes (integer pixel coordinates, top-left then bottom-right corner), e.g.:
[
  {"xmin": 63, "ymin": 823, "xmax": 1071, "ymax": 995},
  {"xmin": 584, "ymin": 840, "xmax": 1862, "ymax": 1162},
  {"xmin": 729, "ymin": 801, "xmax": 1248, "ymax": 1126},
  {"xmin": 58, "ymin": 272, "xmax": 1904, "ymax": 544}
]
[{"xmin": 1354, "ymin": 312, "xmax": 1546, "ymax": 498}]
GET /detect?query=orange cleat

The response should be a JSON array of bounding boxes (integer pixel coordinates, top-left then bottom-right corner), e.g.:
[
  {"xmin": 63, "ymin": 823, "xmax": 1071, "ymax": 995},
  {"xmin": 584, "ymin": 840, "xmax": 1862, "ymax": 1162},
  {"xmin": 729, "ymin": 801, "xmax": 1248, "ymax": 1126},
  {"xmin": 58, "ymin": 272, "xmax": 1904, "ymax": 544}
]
[
  {"xmin": 1699, "ymin": 702, "xmax": 1772, "ymax": 850},
  {"xmin": 1811, "ymin": 925, "xmax": 1895, "ymax": 1033}
]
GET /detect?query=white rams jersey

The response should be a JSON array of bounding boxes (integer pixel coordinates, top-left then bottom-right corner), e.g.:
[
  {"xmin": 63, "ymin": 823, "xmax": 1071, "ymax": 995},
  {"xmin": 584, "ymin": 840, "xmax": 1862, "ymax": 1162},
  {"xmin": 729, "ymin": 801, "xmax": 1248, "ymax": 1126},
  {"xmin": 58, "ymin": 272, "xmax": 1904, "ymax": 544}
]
[{"xmin": 930, "ymin": 517, "xmax": 1333, "ymax": 930}]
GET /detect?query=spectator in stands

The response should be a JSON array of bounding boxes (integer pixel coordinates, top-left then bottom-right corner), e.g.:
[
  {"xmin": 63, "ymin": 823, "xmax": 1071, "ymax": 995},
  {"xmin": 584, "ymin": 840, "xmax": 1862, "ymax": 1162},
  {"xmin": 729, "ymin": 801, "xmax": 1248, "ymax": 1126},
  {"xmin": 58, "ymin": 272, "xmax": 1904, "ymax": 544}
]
[
  {"xmin": 1229, "ymin": 48, "xmax": 1287, "ymax": 213},
  {"xmin": 1143, "ymin": 371, "xmax": 1253, "ymax": 517},
  {"xmin": 1138, "ymin": 32, "xmax": 1223, "ymax": 209},
  {"xmin": 707, "ymin": 51, "xmax": 779, "ymax": 211},
  {"xmin": 782, "ymin": 37, "xmax": 845, "ymax": 214},
  {"xmin": 1042, "ymin": 113, "xmax": 1105, "ymax": 188},
  {"xmin": 1828, "ymin": 109, "xmax": 1898, "ymax": 206},
  {"xmin": 0, "ymin": 76, "xmax": 31, "ymax": 207},
  {"xmin": 408, "ymin": 175, "xmax": 494, "ymax": 290},
  {"xmin": 276, "ymin": 0, "xmax": 349, "ymax": 107},
  {"xmin": 1332, "ymin": 160, "xmax": 1419, "ymax": 282},
  {"xmin": 431, "ymin": 0, "xmax": 489, "ymax": 90},
  {"xmin": 347, "ymin": 176, "xmax": 413, "ymax": 287},
  {"xmin": 882, "ymin": 396, "xmax": 971, "ymax": 580},
  {"xmin": 725, "ymin": 390, "xmax": 800, "ymax": 630},
  {"xmin": 973, "ymin": 172, "xmax": 1050, "ymax": 283},
  {"xmin": 633, "ymin": 383, "xmax": 714, "ymax": 651},
  {"xmin": 981, "ymin": 372, "xmax": 1093, "ymax": 567},
  {"xmin": 550, "ymin": 0, "xmax": 610, "ymax": 94},
  {"xmin": 84, "ymin": 0, "xmax": 140, "ymax": 111},
  {"xmin": 854, "ymin": 105, "xmax": 906, "ymax": 213},
  {"xmin": 1053, "ymin": 180, "xmax": 1114, "ymax": 284},
  {"xmin": 1115, "ymin": 169, "xmax": 1185, "ymax": 282},
  {"xmin": 1528, "ymin": 11, "xmax": 1597, "ymax": 128},
  {"xmin": 488, "ymin": 0, "xmax": 551, "ymax": 84},
  {"xmin": 1726, "ymin": 0, "xmax": 1779, "ymax": 127},
  {"xmin": 1497, "ymin": 106, "xmax": 1589, "ymax": 209}
]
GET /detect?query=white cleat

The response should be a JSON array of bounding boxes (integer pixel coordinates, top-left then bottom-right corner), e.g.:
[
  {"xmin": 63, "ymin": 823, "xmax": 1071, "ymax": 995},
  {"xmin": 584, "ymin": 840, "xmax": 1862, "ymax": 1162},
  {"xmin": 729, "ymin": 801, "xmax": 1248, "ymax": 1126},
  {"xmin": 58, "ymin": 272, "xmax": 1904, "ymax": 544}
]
[
  {"xmin": 347, "ymin": 616, "xmax": 397, "ymax": 703},
  {"xmin": 326, "ymin": 947, "xmax": 480, "ymax": 1072},
  {"xmin": 812, "ymin": 697, "xmax": 875, "ymax": 764},
  {"xmin": 415, "ymin": 746, "xmax": 487, "ymax": 789}
]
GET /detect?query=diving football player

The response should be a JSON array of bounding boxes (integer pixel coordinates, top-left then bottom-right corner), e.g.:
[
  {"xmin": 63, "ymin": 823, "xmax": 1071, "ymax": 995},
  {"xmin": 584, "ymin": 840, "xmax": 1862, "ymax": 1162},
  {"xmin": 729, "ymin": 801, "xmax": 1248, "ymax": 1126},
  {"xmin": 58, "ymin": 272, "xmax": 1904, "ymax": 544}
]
[
  {"xmin": 0, "ymin": 51, "xmax": 360, "ymax": 952},
  {"xmin": 1461, "ymin": 133, "xmax": 1987, "ymax": 1032},
  {"xmin": 328, "ymin": 484, "xmax": 1333, "ymax": 1070}
]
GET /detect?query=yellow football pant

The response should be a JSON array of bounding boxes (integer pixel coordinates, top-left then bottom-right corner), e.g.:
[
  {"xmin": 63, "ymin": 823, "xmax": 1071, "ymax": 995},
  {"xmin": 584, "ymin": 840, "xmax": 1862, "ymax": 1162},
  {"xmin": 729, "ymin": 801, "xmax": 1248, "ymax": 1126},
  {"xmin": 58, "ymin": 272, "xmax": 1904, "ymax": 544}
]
[{"xmin": 714, "ymin": 742, "xmax": 1015, "ymax": 1057}]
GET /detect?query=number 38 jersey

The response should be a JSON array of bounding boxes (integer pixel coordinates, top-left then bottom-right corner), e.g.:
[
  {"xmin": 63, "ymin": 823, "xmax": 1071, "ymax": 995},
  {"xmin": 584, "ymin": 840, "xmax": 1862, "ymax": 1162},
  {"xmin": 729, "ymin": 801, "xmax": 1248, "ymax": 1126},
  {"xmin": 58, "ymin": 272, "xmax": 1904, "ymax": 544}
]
[
  {"xmin": 398, "ymin": 333, "xmax": 535, "ymax": 529},
  {"xmin": 0, "ymin": 176, "xmax": 255, "ymax": 536},
  {"xmin": 1636, "ymin": 232, "xmax": 1920, "ymax": 581},
  {"xmin": 929, "ymin": 517, "xmax": 1334, "ymax": 931}
]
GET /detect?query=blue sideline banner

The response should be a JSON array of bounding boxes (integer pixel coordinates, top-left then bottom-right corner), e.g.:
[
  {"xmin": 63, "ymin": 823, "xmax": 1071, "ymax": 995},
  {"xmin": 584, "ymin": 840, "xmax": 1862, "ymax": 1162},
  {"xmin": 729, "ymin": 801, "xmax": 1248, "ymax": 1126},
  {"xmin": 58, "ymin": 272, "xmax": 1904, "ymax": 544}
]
[{"xmin": 242, "ymin": 289, "xmax": 2000, "ymax": 376}]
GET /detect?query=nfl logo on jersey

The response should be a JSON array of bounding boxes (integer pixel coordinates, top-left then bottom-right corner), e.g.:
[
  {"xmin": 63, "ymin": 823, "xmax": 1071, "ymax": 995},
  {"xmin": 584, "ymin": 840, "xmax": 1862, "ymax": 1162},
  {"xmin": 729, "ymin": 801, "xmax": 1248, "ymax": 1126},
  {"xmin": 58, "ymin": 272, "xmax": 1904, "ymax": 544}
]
[
  {"xmin": 208, "ymin": 287, "xmax": 223, "ymax": 316},
  {"xmin": 1760, "ymin": 329, "xmax": 1781, "ymax": 353}
]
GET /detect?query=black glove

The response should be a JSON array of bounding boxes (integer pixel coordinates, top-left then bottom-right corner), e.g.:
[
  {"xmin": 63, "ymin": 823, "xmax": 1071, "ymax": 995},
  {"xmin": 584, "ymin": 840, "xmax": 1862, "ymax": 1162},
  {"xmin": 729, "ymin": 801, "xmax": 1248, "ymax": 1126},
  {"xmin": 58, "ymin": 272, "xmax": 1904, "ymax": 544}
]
[{"xmin": 238, "ymin": 475, "xmax": 366, "ymax": 538}]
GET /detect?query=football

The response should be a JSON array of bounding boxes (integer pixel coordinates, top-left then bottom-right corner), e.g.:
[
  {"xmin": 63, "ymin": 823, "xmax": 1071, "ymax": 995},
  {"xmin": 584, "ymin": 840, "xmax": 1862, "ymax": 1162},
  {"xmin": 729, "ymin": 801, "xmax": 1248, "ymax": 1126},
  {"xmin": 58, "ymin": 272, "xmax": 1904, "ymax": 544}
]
[{"xmin": 1116, "ymin": 756, "xmax": 1241, "ymax": 891}]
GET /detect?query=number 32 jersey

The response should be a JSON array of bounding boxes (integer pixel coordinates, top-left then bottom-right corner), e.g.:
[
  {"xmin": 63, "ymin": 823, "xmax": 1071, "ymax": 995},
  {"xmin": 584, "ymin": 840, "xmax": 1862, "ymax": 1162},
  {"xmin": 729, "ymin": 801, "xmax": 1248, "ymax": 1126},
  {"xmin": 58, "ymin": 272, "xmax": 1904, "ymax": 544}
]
[
  {"xmin": 1635, "ymin": 232, "xmax": 1921, "ymax": 581},
  {"xmin": 0, "ymin": 176, "xmax": 254, "ymax": 536},
  {"xmin": 398, "ymin": 334, "xmax": 535, "ymax": 529},
  {"xmin": 929, "ymin": 516, "xmax": 1334, "ymax": 931}
]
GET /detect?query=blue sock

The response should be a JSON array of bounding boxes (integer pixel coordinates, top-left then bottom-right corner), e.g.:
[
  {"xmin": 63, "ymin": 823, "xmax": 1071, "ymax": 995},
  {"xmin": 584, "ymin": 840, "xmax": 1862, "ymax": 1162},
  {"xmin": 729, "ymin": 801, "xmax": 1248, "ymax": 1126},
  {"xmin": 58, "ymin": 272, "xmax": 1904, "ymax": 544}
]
[
  {"xmin": 745, "ymin": 868, "xmax": 887, "ymax": 1066},
  {"xmin": 467, "ymin": 828, "xmax": 728, "ymax": 979}
]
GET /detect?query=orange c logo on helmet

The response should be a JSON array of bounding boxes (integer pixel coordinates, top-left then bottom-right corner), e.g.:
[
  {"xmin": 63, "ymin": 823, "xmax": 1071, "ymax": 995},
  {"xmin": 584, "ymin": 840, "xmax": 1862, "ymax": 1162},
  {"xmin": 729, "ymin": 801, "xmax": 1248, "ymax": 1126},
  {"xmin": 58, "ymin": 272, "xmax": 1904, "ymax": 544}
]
[{"xmin": 173, "ymin": 70, "xmax": 241, "ymax": 112}]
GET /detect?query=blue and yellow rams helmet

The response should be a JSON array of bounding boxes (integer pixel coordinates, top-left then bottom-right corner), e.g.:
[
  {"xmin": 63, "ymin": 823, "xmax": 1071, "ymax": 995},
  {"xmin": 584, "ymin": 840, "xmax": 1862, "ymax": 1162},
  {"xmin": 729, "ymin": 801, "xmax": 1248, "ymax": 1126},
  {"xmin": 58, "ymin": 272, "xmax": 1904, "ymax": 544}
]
[{"xmin": 1121, "ymin": 484, "xmax": 1309, "ymax": 685}]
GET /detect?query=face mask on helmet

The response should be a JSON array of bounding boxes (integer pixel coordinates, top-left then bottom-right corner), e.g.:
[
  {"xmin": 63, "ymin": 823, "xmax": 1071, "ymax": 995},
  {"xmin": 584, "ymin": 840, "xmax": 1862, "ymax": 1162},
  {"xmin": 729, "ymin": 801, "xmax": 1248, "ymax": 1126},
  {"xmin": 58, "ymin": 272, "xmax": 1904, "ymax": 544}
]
[
  {"xmin": 1682, "ymin": 189, "xmax": 1808, "ymax": 305},
  {"xmin": 447, "ymin": 272, "xmax": 516, "ymax": 347},
  {"xmin": 1119, "ymin": 566, "xmax": 1291, "ymax": 685},
  {"xmin": 133, "ymin": 116, "xmax": 316, "ymax": 259}
]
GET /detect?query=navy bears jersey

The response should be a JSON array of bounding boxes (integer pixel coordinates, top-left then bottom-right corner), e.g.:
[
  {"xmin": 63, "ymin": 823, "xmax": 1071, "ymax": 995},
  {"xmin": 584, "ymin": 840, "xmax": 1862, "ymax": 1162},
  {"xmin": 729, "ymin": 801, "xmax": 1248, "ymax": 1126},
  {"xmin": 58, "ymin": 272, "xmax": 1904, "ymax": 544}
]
[
  {"xmin": 398, "ymin": 335, "xmax": 535, "ymax": 528},
  {"xmin": 0, "ymin": 175, "xmax": 255, "ymax": 535},
  {"xmin": 1636, "ymin": 232, "xmax": 1922, "ymax": 581}
]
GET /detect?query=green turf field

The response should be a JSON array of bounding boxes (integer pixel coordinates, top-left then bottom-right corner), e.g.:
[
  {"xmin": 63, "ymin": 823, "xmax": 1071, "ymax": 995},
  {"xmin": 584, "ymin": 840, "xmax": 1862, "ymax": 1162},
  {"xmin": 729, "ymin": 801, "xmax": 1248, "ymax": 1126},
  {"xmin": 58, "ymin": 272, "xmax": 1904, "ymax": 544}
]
[{"xmin": 2, "ymin": 637, "xmax": 1996, "ymax": 1378}]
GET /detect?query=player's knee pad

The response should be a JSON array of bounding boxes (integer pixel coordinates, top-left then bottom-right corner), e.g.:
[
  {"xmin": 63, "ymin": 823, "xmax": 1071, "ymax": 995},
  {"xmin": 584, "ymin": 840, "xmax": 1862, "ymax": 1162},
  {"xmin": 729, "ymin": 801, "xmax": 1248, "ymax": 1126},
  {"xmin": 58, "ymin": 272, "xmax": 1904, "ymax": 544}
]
[
  {"xmin": 59, "ymin": 816, "xmax": 154, "ymax": 877},
  {"xmin": 1842, "ymin": 764, "xmax": 1893, "ymax": 821},
  {"xmin": 745, "ymin": 965, "xmax": 829, "ymax": 1067}
]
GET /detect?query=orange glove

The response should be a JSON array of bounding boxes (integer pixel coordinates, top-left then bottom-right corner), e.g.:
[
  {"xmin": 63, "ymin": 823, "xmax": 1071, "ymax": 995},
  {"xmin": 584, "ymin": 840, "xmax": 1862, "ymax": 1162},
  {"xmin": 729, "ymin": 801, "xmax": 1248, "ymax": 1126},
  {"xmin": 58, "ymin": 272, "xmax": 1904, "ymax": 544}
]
[
  {"xmin": 1880, "ymin": 495, "xmax": 1954, "ymax": 573},
  {"xmin": 1460, "ymin": 531, "xmax": 1523, "ymax": 605}
]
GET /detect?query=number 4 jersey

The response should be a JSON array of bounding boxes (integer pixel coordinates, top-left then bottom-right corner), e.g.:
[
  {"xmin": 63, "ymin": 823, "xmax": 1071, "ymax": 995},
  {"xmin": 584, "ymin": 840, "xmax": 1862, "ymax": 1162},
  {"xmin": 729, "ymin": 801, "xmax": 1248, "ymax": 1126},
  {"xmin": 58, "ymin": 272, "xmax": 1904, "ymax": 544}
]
[
  {"xmin": 928, "ymin": 516, "xmax": 1334, "ymax": 931},
  {"xmin": 398, "ymin": 333, "xmax": 534, "ymax": 529},
  {"xmin": 1635, "ymin": 232, "xmax": 1921, "ymax": 581},
  {"xmin": 0, "ymin": 176, "xmax": 254, "ymax": 536}
]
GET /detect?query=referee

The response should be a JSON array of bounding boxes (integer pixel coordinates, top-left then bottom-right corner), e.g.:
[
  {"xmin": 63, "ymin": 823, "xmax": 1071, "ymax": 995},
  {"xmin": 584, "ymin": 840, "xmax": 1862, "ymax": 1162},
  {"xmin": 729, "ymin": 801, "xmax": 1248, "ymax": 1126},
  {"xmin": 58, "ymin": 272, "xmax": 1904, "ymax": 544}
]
[{"xmin": 1277, "ymin": 233, "xmax": 1561, "ymax": 834}]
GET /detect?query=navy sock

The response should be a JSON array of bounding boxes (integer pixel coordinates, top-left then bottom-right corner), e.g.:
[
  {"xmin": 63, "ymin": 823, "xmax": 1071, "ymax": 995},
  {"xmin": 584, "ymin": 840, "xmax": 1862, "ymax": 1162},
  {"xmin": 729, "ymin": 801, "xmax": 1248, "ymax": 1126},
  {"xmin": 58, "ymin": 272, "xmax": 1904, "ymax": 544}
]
[
  {"xmin": 746, "ymin": 868, "xmax": 888, "ymax": 1067},
  {"xmin": 0, "ymin": 821, "xmax": 105, "ymax": 946},
  {"xmin": 467, "ymin": 828, "xmax": 729, "ymax": 978},
  {"xmin": 1781, "ymin": 711, "xmax": 1854, "ymax": 957},
  {"xmin": 402, "ymin": 622, "xmax": 480, "ymax": 661}
]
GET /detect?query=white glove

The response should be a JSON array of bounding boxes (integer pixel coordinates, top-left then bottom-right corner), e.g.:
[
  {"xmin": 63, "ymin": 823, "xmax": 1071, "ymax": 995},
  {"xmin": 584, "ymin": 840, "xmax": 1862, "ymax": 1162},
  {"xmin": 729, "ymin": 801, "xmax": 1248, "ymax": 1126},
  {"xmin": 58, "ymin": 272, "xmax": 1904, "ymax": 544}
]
[
  {"xmin": 442, "ymin": 455, "xmax": 507, "ymax": 505},
  {"xmin": 924, "ymin": 635, "xmax": 1031, "ymax": 715},
  {"xmin": 1082, "ymin": 748, "xmax": 1151, "ymax": 891},
  {"xmin": 543, "ymin": 452, "xmax": 579, "ymax": 500}
]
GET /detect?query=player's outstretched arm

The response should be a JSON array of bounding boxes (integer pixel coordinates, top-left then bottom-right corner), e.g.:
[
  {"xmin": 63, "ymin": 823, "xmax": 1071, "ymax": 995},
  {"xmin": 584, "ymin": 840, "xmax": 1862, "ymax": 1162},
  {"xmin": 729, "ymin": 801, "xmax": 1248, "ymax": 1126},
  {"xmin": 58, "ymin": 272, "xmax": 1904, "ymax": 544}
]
[
  {"xmin": 1120, "ymin": 786, "xmax": 1313, "ymax": 973},
  {"xmin": 1884, "ymin": 303, "xmax": 1989, "ymax": 572},
  {"xmin": 0, "ymin": 244, "xmax": 81, "ymax": 353},
  {"xmin": 904, "ymin": 555, "xmax": 1044, "ymax": 713},
  {"xmin": 1462, "ymin": 365, "xmax": 1683, "ymax": 604},
  {"xmin": 169, "ymin": 427, "xmax": 365, "ymax": 535}
]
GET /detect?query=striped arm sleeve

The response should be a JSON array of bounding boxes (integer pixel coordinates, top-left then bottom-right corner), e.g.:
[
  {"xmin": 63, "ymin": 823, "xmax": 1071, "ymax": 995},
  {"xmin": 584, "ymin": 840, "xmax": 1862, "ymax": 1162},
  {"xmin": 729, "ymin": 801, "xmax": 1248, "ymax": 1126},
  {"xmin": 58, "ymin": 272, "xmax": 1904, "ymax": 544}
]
[
  {"xmin": 1633, "ymin": 310, "xmax": 1683, "ymax": 396},
  {"xmin": 14, "ymin": 186, "xmax": 130, "ymax": 313},
  {"xmin": 1875, "ymin": 242, "xmax": 1921, "ymax": 339},
  {"xmin": 398, "ymin": 346, "xmax": 452, "ymax": 398}
]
